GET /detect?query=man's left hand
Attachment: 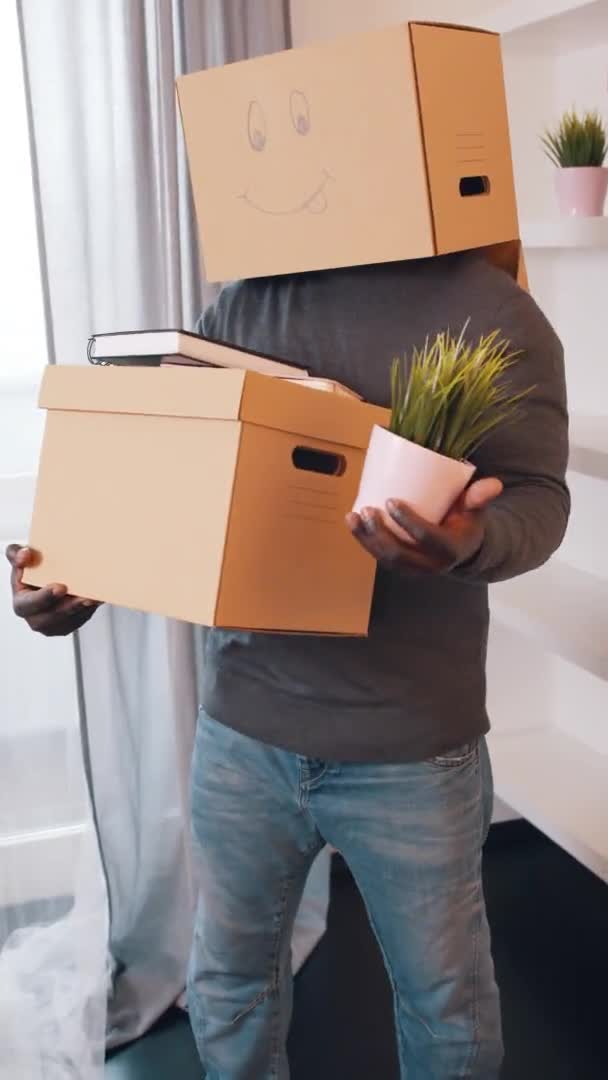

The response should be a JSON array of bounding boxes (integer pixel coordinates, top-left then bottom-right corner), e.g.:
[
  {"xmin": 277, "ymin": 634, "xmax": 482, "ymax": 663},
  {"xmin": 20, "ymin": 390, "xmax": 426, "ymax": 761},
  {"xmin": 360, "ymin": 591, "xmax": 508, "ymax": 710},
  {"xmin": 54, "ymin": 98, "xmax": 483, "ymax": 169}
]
[{"xmin": 346, "ymin": 477, "xmax": 503, "ymax": 575}]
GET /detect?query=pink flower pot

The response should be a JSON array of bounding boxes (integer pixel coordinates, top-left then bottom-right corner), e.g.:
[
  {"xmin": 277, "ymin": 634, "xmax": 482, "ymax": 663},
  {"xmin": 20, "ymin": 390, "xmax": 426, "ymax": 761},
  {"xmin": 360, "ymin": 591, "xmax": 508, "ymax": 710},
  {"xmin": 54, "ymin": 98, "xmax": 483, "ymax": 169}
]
[
  {"xmin": 554, "ymin": 167, "xmax": 608, "ymax": 217},
  {"xmin": 352, "ymin": 425, "xmax": 476, "ymax": 541}
]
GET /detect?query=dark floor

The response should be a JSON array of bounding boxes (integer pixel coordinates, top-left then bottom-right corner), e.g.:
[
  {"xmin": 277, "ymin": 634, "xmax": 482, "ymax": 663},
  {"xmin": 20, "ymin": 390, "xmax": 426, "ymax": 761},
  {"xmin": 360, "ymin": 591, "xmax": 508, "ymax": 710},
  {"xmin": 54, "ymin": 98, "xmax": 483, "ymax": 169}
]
[{"xmin": 106, "ymin": 822, "xmax": 608, "ymax": 1079}]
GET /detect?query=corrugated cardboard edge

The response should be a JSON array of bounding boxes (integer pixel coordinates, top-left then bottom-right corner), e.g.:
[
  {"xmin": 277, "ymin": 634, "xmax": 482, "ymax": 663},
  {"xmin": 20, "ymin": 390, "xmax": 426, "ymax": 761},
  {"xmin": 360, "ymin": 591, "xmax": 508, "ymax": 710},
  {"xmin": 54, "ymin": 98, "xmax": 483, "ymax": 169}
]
[
  {"xmin": 408, "ymin": 23, "xmax": 438, "ymax": 255},
  {"xmin": 175, "ymin": 80, "xmax": 213, "ymax": 284},
  {"xmin": 410, "ymin": 21, "xmax": 497, "ymax": 37},
  {"xmin": 212, "ymin": 421, "xmax": 245, "ymax": 626}
]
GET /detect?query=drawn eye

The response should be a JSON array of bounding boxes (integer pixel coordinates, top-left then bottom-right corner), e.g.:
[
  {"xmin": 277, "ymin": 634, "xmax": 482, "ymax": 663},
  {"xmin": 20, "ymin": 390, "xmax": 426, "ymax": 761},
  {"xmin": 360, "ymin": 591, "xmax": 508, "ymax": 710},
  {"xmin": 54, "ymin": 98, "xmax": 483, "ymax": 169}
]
[
  {"xmin": 290, "ymin": 90, "xmax": 310, "ymax": 136},
  {"xmin": 247, "ymin": 100, "xmax": 266, "ymax": 152}
]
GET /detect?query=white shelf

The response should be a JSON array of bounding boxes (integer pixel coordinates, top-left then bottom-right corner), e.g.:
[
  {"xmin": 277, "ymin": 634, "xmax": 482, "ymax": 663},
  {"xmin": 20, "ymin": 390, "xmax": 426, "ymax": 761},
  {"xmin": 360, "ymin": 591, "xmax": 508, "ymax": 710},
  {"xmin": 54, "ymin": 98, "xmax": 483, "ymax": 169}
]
[
  {"xmin": 489, "ymin": 727, "xmax": 608, "ymax": 881},
  {"xmin": 569, "ymin": 414, "xmax": 608, "ymax": 479},
  {"xmin": 522, "ymin": 218, "xmax": 608, "ymax": 249},
  {"xmin": 489, "ymin": 0, "xmax": 605, "ymax": 44},
  {"xmin": 491, "ymin": 560, "xmax": 608, "ymax": 681}
]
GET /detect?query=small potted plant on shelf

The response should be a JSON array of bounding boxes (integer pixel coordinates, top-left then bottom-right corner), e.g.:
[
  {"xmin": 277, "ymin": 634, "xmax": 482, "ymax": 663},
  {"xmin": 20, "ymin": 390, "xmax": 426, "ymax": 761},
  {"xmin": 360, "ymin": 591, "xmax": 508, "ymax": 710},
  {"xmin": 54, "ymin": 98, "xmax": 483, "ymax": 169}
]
[
  {"xmin": 541, "ymin": 108, "xmax": 608, "ymax": 217},
  {"xmin": 353, "ymin": 325, "xmax": 530, "ymax": 538}
]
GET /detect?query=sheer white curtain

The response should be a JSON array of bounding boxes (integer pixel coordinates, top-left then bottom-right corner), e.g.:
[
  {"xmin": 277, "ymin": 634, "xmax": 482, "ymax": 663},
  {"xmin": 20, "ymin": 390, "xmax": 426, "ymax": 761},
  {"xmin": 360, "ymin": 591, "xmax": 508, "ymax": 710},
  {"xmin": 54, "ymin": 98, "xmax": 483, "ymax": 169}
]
[
  {"xmin": 0, "ymin": 4, "xmax": 108, "ymax": 1078},
  {"xmin": 11, "ymin": 0, "xmax": 331, "ymax": 1064}
]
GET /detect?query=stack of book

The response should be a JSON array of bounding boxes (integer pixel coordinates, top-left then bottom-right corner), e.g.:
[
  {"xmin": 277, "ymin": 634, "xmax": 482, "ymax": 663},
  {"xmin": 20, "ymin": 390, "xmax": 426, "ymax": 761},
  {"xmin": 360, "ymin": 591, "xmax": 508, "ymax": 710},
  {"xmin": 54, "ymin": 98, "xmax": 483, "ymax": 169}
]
[{"xmin": 87, "ymin": 329, "xmax": 362, "ymax": 400}]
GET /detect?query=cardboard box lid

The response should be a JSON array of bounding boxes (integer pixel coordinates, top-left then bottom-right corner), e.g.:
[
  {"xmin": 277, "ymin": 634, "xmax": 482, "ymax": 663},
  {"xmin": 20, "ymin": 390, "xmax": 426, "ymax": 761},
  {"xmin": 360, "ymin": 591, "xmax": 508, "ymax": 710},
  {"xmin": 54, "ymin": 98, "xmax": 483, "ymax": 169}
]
[{"xmin": 37, "ymin": 366, "xmax": 389, "ymax": 450}]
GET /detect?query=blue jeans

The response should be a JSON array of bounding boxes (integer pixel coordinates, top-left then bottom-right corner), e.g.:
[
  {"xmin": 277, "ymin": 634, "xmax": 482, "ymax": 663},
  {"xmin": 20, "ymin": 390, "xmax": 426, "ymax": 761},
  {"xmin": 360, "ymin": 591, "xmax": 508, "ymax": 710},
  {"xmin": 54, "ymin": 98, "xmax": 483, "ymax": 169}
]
[{"xmin": 188, "ymin": 712, "xmax": 502, "ymax": 1079}]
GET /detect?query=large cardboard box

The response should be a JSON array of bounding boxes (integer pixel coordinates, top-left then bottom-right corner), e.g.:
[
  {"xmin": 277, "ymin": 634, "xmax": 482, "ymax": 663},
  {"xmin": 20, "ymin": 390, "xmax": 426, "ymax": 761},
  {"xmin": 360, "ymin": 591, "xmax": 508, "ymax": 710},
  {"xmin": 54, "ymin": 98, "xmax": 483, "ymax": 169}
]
[
  {"xmin": 26, "ymin": 367, "xmax": 389, "ymax": 633},
  {"xmin": 177, "ymin": 21, "xmax": 521, "ymax": 283}
]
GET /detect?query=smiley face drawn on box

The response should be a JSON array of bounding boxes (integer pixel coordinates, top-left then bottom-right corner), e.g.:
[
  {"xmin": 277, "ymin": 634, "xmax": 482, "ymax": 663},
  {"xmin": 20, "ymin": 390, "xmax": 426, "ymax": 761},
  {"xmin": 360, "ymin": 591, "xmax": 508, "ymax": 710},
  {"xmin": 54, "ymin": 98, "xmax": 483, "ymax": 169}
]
[
  {"xmin": 240, "ymin": 91, "xmax": 335, "ymax": 217},
  {"xmin": 177, "ymin": 23, "xmax": 519, "ymax": 283}
]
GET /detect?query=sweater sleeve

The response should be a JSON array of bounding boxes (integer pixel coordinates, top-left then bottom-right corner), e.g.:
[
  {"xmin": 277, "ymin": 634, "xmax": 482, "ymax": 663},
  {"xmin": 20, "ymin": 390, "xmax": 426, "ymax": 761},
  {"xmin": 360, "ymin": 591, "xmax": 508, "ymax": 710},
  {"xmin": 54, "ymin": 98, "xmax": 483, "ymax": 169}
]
[{"xmin": 454, "ymin": 289, "xmax": 570, "ymax": 585}]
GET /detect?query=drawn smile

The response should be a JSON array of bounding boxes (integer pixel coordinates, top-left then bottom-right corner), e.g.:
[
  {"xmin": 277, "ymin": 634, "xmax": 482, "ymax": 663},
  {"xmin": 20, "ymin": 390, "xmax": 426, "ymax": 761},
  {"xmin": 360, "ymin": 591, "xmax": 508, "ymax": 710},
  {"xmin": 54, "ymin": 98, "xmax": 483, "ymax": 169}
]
[{"xmin": 238, "ymin": 169, "xmax": 334, "ymax": 216}]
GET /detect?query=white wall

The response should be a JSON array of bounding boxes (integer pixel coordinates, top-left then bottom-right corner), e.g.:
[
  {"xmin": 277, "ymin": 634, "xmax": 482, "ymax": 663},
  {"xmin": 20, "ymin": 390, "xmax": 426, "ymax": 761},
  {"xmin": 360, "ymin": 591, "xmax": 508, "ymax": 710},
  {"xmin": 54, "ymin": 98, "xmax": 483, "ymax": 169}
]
[
  {"xmin": 290, "ymin": 0, "xmax": 404, "ymax": 45},
  {"xmin": 289, "ymin": 0, "xmax": 502, "ymax": 45}
]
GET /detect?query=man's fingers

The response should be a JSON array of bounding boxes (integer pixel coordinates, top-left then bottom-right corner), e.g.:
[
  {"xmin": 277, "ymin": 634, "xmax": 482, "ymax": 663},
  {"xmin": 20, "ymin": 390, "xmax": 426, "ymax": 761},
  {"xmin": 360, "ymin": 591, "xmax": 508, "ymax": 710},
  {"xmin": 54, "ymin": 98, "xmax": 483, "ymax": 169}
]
[
  {"xmin": 462, "ymin": 477, "xmax": 503, "ymax": 512},
  {"xmin": 7, "ymin": 545, "xmax": 27, "ymax": 589},
  {"xmin": 13, "ymin": 584, "xmax": 68, "ymax": 618},
  {"xmin": 346, "ymin": 510, "xmax": 437, "ymax": 572},
  {"xmin": 347, "ymin": 510, "xmax": 402, "ymax": 563},
  {"xmin": 6, "ymin": 544, "xmax": 24, "ymax": 567},
  {"xmin": 385, "ymin": 501, "xmax": 456, "ymax": 563},
  {"xmin": 7, "ymin": 545, "xmax": 48, "ymax": 595},
  {"xmin": 6, "ymin": 545, "xmax": 39, "ymax": 570},
  {"xmin": 29, "ymin": 612, "xmax": 84, "ymax": 636},
  {"xmin": 25, "ymin": 598, "xmax": 99, "ymax": 635}
]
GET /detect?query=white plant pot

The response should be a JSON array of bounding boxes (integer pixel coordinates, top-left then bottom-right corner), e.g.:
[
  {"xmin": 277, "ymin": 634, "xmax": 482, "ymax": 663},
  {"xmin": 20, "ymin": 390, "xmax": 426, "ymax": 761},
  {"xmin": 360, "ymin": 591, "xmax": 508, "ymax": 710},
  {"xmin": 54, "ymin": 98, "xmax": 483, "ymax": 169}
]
[
  {"xmin": 353, "ymin": 425, "xmax": 476, "ymax": 540},
  {"xmin": 554, "ymin": 166, "xmax": 608, "ymax": 217}
]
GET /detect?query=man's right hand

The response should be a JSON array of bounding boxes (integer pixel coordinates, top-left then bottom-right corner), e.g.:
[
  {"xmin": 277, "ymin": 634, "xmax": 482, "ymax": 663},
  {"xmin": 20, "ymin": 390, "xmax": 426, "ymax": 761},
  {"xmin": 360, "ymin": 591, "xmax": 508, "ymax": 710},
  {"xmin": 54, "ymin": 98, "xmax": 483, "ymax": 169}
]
[{"xmin": 6, "ymin": 545, "xmax": 100, "ymax": 637}]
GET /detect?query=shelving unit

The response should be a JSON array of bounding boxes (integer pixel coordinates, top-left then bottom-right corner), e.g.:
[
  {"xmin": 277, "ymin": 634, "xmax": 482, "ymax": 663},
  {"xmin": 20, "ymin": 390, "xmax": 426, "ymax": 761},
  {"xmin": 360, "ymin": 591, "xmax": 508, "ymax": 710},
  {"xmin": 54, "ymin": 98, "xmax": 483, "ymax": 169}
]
[
  {"xmin": 522, "ymin": 218, "xmax": 608, "ymax": 249},
  {"xmin": 492, "ymin": 561, "xmax": 608, "ymax": 681},
  {"xmin": 481, "ymin": 0, "xmax": 608, "ymax": 878},
  {"xmin": 494, "ymin": 0, "xmax": 606, "ymax": 45},
  {"xmin": 568, "ymin": 415, "xmax": 608, "ymax": 479},
  {"xmin": 488, "ymin": 726, "xmax": 608, "ymax": 881}
]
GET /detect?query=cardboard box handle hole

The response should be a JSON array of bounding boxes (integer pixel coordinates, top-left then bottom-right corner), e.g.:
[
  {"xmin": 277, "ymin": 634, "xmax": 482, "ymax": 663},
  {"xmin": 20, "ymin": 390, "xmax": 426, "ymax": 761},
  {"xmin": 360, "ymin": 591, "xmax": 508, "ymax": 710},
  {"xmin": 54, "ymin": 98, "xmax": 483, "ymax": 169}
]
[
  {"xmin": 292, "ymin": 446, "xmax": 346, "ymax": 477},
  {"xmin": 459, "ymin": 175, "xmax": 490, "ymax": 197}
]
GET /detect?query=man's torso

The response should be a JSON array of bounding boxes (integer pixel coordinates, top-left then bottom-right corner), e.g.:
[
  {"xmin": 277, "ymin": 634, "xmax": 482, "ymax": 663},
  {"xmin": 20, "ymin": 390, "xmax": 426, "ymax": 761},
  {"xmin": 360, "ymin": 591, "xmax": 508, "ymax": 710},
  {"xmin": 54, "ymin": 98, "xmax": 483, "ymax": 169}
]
[{"xmin": 199, "ymin": 253, "xmax": 529, "ymax": 761}]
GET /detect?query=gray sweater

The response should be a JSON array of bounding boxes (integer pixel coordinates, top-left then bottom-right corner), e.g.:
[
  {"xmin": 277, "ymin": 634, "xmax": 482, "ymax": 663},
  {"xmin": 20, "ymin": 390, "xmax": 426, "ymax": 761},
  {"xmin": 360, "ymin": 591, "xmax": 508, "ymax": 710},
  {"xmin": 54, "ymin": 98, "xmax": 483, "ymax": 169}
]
[{"xmin": 198, "ymin": 252, "xmax": 569, "ymax": 762}]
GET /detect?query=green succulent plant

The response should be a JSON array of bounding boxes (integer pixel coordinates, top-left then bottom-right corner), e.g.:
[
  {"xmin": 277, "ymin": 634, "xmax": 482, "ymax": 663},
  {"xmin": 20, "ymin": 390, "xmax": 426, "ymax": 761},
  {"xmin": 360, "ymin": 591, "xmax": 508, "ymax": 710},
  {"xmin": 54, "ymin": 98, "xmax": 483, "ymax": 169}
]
[
  {"xmin": 541, "ymin": 108, "xmax": 607, "ymax": 168},
  {"xmin": 389, "ymin": 324, "xmax": 531, "ymax": 463}
]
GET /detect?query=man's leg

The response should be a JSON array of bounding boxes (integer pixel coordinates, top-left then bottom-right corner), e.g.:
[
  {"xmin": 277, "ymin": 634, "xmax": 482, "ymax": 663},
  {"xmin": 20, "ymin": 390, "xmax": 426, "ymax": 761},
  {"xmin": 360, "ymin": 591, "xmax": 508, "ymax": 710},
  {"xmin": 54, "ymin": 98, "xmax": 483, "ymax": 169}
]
[
  {"xmin": 187, "ymin": 712, "xmax": 324, "ymax": 1080},
  {"xmin": 311, "ymin": 738, "xmax": 502, "ymax": 1079}
]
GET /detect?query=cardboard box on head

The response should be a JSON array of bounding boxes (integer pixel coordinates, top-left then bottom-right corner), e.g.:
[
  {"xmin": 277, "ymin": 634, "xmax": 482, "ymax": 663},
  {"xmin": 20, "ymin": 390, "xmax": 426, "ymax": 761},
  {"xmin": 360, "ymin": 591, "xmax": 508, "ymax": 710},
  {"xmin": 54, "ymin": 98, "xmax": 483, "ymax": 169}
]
[{"xmin": 177, "ymin": 21, "xmax": 524, "ymax": 285}]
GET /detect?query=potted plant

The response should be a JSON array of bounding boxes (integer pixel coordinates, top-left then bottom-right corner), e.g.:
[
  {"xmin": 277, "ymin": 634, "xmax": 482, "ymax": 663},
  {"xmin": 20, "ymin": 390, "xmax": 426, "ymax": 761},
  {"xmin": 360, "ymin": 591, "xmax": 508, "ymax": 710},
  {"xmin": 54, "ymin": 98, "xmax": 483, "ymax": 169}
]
[
  {"xmin": 353, "ymin": 325, "xmax": 530, "ymax": 539},
  {"xmin": 541, "ymin": 108, "xmax": 608, "ymax": 217}
]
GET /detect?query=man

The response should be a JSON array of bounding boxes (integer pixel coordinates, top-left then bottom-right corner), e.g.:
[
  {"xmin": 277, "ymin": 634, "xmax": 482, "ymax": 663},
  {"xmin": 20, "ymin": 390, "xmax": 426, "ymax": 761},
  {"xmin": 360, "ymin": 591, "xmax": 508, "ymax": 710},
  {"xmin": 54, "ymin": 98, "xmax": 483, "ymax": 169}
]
[{"xmin": 8, "ymin": 248, "xmax": 569, "ymax": 1078}]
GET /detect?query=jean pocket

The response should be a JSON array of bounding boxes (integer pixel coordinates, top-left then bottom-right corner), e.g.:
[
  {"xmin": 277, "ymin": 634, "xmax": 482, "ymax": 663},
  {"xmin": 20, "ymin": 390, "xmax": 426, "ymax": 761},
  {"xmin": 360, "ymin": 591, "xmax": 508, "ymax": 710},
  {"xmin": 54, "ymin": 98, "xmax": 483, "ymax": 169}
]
[{"xmin": 429, "ymin": 739, "xmax": 479, "ymax": 769}]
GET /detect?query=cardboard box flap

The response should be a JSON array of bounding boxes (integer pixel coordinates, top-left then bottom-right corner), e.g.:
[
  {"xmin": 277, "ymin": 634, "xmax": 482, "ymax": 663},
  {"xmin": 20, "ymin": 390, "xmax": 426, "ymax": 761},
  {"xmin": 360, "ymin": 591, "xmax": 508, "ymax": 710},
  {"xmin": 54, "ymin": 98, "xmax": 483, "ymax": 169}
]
[
  {"xmin": 411, "ymin": 22, "xmax": 519, "ymax": 256},
  {"xmin": 239, "ymin": 370, "xmax": 388, "ymax": 449},
  {"xmin": 37, "ymin": 366, "xmax": 389, "ymax": 450},
  {"xmin": 410, "ymin": 21, "xmax": 496, "ymax": 36},
  {"xmin": 38, "ymin": 365, "xmax": 249, "ymax": 419}
]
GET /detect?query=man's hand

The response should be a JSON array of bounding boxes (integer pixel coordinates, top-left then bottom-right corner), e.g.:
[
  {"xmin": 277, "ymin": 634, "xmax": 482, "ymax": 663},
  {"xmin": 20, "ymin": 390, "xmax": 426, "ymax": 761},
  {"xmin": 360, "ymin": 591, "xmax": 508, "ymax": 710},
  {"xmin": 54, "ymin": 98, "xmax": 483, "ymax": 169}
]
[
  {"xmin": 6, "ymin": 545, "xmax": 100, "ymax": 637},
  {"xmin": 346, "ymin": 477, "xmax": 503, "ymax": 575}
]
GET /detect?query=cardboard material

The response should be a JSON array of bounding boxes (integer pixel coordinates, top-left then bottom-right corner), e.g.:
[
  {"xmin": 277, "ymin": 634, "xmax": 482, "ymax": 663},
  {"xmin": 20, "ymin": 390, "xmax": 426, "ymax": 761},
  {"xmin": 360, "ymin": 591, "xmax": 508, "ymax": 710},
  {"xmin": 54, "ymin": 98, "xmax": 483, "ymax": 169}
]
[
  {"xmin": 177, "ymin": 21, "xmax": 520, "ymax": 283},
  {"xmin": 483, "ymin": 238, "xmax": 528, "ymax": 290},
  {"xmin": 26, "ymin": 367, "xmax": 389, "ymax": 634}
]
